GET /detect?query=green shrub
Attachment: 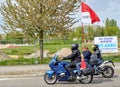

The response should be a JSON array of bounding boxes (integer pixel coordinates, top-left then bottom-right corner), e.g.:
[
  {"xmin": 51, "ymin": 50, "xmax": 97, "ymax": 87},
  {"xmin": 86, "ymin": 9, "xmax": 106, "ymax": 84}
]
[
  {"xmin": 103, "ymin": 55, "xmax": 120, "ymax": 62},
  {"xmin": 44, "ymin": 39, "xmax": 79, "ymax": 45},
  {"xmin": 0, "ymin": 57, "xmax": 52, "ymax": 66},
  {"xmin": 0, "ymin": 55, "xmax": 119, "ymax": 66}
]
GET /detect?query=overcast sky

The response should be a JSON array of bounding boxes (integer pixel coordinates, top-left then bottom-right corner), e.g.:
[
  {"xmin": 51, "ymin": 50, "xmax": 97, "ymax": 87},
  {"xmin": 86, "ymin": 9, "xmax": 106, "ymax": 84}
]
[
  {"xmin": 74, "ymin": 0, "xmax": 120, "ymax": 27},
  {"xmin": 88, "ymin": 0, "xmax": 120, "ymax": 26},
  {"xmin": 0, "ymin": 0, "xmax": 120, "ymax": 33}
]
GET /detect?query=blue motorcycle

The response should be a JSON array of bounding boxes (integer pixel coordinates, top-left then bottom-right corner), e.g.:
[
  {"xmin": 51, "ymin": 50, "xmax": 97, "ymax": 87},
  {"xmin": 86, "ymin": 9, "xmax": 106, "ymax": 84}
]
[{"xmin": 44, "ymin": 52, "xmax": 93, "ymax": 84}]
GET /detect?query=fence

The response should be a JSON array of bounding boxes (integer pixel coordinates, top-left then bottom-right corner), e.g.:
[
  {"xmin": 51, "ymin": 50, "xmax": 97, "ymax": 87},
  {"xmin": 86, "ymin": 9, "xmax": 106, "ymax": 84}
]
[{"xmin": 0, "ymin": 38, "xmax": 120, "ymax": 61}]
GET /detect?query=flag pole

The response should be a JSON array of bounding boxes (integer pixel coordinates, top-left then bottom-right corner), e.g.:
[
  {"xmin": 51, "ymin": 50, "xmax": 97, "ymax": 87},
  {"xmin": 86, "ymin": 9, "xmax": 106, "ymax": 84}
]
[
  {"xmin": 81, "ymin": 0, "xmax": 100, "ymax": 45},
  {"xmin": 81, "ymin": 0, "xmax": 84, "ymax": 44},
  {"xmin": 82, "ymin": 23, "xmax": 84, "ymax": 43}
]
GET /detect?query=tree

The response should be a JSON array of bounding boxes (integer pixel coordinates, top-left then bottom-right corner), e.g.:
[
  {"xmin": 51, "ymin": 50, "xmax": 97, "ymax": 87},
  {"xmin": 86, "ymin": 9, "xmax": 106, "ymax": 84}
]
[
  {"xmin": 105, "ymin": 18, "xmax": 119, "ymax": 36},
  {"xmin": 5, "ymin": 31, "xmax": 23, "ymax": 44},
  {"xmin": 4, "ymin": 31, "xmax": 34, "ymax": 44},
  {"xmin": 95, "ymin": 26, "xmax": 104, "ymax": 36},
  {"xmin": 104, "ymin": 26, "xmax": 119, "ymax": 36},
  {"xmin": 105, "ymin": 18, "xmax": 117, "ymax": 27},
  {"xmin": 69, "ymin": 26, "xmax": 82, "ymax": 40},
  {"xmin": 105, "ymin": 18, "xmax": 110, "ymax": 28},
  {"xmin": 87, "ymin": 26, "xmax": 95, "ymax": 40},
  {"xmin": 0, "ymin": 0, "xmax": 81, "ymax": 60}
]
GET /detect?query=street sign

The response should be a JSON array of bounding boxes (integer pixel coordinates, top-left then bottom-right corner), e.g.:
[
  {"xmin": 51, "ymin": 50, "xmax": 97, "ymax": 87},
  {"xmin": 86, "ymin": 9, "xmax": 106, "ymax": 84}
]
[{"xmin": 94, "ymin": 36, "xmax": 118, "ymax": 53}]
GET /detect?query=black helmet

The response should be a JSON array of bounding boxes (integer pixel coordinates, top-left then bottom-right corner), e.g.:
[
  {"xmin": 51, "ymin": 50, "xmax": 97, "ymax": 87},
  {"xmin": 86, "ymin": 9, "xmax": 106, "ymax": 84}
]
[
  {"xmin": 71, "ymin": 44, "xmax": 79, "ymax": 50},
  {"xmin": 92, "ymin": 44, "xmax": 99, "ymax": 51}
]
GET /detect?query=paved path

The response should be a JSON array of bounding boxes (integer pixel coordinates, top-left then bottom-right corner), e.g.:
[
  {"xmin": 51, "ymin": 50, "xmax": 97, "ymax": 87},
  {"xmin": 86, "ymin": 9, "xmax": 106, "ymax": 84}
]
[
  {"xmin": 0, "ymin": 63, "xmax": 119, "ymax": 78},
  {"xmin": 0, "ymin": 64, "xmax": 49, "ymax": 78},
  {"xmin": 0, "ymin": 63, "xmax": 119, "ymax": 87}
]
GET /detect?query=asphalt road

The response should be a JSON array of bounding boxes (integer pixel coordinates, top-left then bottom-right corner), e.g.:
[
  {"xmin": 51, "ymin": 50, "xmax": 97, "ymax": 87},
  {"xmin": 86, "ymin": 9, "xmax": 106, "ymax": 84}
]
[
  {"xmin": 0, "ymin": 63, "xmax": 119, "ymax": 87},
  {"xmin": 0, "ymin": 70, "xmax": 120, "ymax": 87}
]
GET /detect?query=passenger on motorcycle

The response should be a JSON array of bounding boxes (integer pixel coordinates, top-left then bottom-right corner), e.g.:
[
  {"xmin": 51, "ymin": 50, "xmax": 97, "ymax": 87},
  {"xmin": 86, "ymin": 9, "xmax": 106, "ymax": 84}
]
[
  {"xmin": 91, "ymin": 44, "xmax": 103, "ymax": 74},
  {"xmin": 61, "ymin": 44, "xmax": 81, "ymax": 80},
  {"xmin": 92, "ymin": 44, "xmax": 102, "ymax": 60},
  {"xmin": 82, "ymin": 46, "xmax": 92, "ymax": 63},
  {"xmin": 76, "ymin": 46, "xmax": 92, "ymax": 76},
  {"xmin": 92, "ymin": 44, "xmax": 103, "ymax": 64}
]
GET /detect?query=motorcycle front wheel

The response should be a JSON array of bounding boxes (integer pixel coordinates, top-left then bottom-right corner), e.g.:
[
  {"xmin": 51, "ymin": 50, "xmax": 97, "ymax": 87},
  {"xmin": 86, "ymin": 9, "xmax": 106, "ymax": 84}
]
[
  {"xmin": 79, "ymin": 74, "xmax": 93, "ymax": 84},
  {"xmin": 44, "ymin": 73, "xmax": 57, "ymax": 85},
  {"xmin": 102, "ymin": 65, "xmax": 114, "ymax": 78}
]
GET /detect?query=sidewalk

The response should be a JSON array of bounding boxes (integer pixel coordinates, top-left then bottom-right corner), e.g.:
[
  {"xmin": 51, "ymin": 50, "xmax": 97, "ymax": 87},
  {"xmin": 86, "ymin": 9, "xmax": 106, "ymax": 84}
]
[
  {"xmin": 0, "ymin": 65, "xmax": 49, "ymax": 78},
  {"xmin": 0, "ymin": 63, "xmax": 120, "ymax": 78}
]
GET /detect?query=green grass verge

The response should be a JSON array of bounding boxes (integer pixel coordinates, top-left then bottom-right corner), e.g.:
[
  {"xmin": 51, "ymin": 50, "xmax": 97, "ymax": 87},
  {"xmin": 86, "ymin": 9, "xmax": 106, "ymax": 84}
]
[
  {"xmin": 0, "ymin": 57, "xmax": 52, "ymax": 66},
  {"xmin": 44, "ymin": 44, "xmax": 71, "ymax": 54},
  {"xmin": 103, "ymin": 55, "xmax": 120, "ymax": 62},
  {"xmin": 1, "ymin": 44, "xmax": 71, "ymax": 55},
  {"xmin": 0, "ymin": 55, "xmax": 119, "ymax": 66},
  {"xmin": 0, "ymin": 43, "xmax": 120, "ymax": 66},
  {"xmin": 2, "ymin": 46, "xmax": 35, "ymax": 55}
]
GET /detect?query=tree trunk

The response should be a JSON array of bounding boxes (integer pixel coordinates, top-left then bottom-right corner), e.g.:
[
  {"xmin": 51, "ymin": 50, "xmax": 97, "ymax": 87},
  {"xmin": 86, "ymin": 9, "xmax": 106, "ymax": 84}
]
[{"xmin": 39, "ymin": 30, "xmax": 43, "ymax": 61}]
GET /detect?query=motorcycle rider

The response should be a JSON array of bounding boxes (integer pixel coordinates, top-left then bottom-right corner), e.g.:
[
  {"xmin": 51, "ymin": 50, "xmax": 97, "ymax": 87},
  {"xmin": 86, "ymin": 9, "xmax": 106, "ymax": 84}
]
[
  {"xmin": 76, "ymin": 46, "xmax": 92, "ymax": 76},
  {"xmin": 61, "ymin": 44, "xmax": 81, "ymax": 80},
  {"xmin": 92, "ymin": 44, "xmax": 102, "ymax": 74},
  {"xmin": 82, "ymin": 46, "xmax": 92, "ymax": 63},
  {"xmin": 92, "ymin": 44, "xmax": 102, "ymax": 60}
]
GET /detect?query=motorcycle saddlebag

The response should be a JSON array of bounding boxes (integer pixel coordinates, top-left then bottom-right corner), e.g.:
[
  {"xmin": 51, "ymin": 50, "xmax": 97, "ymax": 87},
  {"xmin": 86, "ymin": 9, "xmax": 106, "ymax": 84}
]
[{"xmin": 81, "ymin": 68, "xmax": 92, "ymax": 75}]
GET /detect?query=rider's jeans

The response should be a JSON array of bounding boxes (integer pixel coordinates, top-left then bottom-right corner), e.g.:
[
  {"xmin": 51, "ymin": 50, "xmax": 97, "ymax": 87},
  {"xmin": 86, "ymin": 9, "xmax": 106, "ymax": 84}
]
[
  {"xmin": 76, "ymin": 62, "xmax": 81, "ymax": 76},
  {"xmin": 76, "ymin": 61, "xmax": 89, "ymax": 76}
]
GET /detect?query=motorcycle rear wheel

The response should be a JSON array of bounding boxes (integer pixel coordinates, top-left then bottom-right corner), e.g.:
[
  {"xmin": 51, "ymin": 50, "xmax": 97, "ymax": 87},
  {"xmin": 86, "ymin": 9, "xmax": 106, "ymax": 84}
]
[
  {"xmin": 44, "ymin": 73, "xmax": 57, "ymax": 84},
  {"xmin": 79, "ymin": 74, "xmax": 93, "ymax": 84},
  {"xmin": 102, "ymin": 65, "xmax": 114, "ymax": 78}
]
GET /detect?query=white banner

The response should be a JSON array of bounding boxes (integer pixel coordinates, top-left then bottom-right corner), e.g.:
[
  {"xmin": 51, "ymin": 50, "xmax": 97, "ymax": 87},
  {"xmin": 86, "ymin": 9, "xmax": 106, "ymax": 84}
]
[
  {"xmin": 94, "ymin": 36, "xmax": 118, "ymax": 53},
  {"xmin": 82, "ymin": 12, "xmax": 91, "ymax": 25}
]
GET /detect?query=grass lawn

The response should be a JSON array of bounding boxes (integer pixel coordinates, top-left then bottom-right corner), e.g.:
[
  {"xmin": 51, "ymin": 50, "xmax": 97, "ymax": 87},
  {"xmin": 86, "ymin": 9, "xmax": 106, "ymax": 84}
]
[
  {"xmin": 0, "ymin": 55, "xmax": 119, "ymax": 66},
  {"xmin": 103, "ymin": 55, "xmax": 120, "ymax": 62},
  {"xmin": 1, "ymin": 44, "xmax": 71, "ymax": 55},
  {"xmin": 44, "ymin": 44, "xmax": 71, "ymax": 54},
  {"xmin": 0, "ymin": 44, "xmax": 120, "ymax": 66},
  {"xmin": 1, "ymin": 46, "xmax": 35, "ymax": 55}
]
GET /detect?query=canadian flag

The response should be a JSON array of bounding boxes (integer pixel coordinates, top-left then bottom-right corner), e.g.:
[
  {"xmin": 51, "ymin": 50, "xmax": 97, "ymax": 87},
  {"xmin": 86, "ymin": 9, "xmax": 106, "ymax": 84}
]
[{"xmin": 81, "ymin": 2, "xmax": 100, "ymax": 24}]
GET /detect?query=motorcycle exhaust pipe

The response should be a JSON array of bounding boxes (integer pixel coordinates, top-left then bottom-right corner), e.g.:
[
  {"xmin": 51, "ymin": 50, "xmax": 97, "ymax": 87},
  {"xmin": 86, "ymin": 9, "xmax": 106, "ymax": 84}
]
[{"xmin": 59, "ymin": 73, "xmax": 66, "ymax": 77}]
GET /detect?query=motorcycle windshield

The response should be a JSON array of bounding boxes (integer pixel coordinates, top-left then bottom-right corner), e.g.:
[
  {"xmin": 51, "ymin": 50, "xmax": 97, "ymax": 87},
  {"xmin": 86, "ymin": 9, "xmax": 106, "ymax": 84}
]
[{"xmin": 49, "ymin": 54, "xmax": 58, "ymax": 65}]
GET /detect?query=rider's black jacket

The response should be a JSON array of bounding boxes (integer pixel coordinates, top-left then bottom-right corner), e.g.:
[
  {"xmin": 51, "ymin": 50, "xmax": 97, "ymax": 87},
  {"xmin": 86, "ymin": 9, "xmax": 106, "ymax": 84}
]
[
  {"xmin": 93, "ymin": 49, "xmax": 102, "ymax": 60},
  {"xmin": 63, "ymin": 49, "xmax": 81, "ymax": 65}
]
